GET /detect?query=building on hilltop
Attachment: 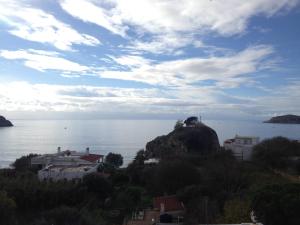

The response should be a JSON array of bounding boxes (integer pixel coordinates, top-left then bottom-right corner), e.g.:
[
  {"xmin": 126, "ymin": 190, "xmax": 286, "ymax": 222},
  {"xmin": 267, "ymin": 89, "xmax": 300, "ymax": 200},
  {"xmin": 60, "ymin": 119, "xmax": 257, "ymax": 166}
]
[
  {"xmin": 184, "ymin": 116, "xmax": 199, "ymax": 127},
  {"xmin": 224, "ymin": 135, "xmax": 260, "ymax": 160}
]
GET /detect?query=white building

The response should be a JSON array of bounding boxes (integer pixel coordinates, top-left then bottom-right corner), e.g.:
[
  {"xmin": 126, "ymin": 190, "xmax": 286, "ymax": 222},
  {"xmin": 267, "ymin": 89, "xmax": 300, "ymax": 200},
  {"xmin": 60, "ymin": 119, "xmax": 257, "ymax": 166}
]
[
  {"xmin": 224, "ymin": 135, "xmax": 260, "ymax": 160},
  {"xmin": 31, "ymin": 147, "xmax": 104, "ymax": 181},
  {"xmin": 38, "ymin": 163, "xmax": 99, "ymax": 181},
  {"xmin": 31, "ymin": 147, "xmax": 104, "ymax": 167},
  {"xmin": 144, "ymin": 158, "xmax": 160, "ymax": 165}
]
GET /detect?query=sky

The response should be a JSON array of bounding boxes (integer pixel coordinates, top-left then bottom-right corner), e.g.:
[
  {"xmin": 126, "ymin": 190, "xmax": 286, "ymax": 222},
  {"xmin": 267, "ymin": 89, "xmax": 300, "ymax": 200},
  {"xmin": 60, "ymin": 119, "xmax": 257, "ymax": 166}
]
[{"xmin": 0, "ymin": 0, "xmax": 300, "ymax": 120}]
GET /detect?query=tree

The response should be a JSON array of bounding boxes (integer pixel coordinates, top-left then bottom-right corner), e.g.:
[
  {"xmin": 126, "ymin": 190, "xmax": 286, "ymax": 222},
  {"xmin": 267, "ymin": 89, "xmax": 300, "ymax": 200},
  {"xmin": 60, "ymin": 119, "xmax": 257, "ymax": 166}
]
[
  {"xmin": 151, "ymin": 160, "xmax": 201, "ymax": 194},
  {"xmin": 114, "ymin": 186, "xmax": 142, "ymax": 211},
  {"xmin": 251, "ymin": 183, "xmax": 300, "ymax": 225},
  {"xmin": 126, "ymin": 150, "xmax": 148, "ymax": 185},
  {"xmin": 252, "ymin": 136, "xmax": 300, "ymax": 170},
  {"xmin": 12, "ymin": 153, "xmax": 39, "ymax": 171},
  {"xmin": 201, "ymin": 152, "xmax": 250, "ymax": 195},
  {"xmin": 110, "ymin": 171, "xmax": 129, "ymax": 186},
  {"xmin": 105, "ymin": 153, "xmax": 123, "ymax": 168},
  {"xmin": 177, "ymin": 185, "xmax": 219, "ymax": 224},
  {"xmin": 97, "ymin": 162, "xmax": 116, "ymax": 174},
  {"xmin": 134, "ymin": 149, "xmax": 146, "ymax": 164},
  {"xmin": 0, "ymin": 191, "xmax": 16, "ymax": 225},
  {"xmin": 39, "ymin": 206, "xmax": 95, "ymax": 225},
  {"xmin": 82, "ymin": 173, "xmax": 113, "ymax": 199},
  {"xmin": 218, "ymin": 198, "xmax": 251, "ymax": 223},
  {"xmin": 174, "ymin": 120, "xmax": 184, "ymax": 130}
]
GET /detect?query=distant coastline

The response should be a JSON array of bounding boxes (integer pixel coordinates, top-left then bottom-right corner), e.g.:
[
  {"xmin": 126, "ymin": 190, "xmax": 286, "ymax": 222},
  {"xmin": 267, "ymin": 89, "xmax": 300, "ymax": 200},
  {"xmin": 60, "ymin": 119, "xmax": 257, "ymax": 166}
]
[{"xmin": 264, "ymin": 114, "xmax": 300, "ymax": 124}]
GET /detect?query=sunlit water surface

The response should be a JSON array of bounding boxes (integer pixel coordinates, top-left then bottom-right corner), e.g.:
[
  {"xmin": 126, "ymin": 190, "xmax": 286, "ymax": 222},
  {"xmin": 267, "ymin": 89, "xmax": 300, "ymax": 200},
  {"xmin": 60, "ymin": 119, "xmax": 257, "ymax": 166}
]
[{"xmin": 1, "ymin": 119, "xmax": 300, "ymax": 168}]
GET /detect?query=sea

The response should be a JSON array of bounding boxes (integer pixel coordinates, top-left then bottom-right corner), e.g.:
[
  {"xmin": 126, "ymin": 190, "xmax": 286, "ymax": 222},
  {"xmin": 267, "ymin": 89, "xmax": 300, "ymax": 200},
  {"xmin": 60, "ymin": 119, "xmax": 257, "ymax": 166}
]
[{"xmin": 1, "ymin": 119, "xmax": 300, "ymax": 168}]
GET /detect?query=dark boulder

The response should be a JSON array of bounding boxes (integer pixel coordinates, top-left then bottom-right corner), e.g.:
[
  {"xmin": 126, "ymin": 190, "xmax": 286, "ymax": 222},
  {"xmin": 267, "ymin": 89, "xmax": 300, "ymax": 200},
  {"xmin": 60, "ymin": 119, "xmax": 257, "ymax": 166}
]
[
  {"xmin": 0, "ymin": 116, "xmax": 13, "ymax": 127},
  {"xmin": 145, "ymin": 122, "xmax": 220, "ymax": 158}
]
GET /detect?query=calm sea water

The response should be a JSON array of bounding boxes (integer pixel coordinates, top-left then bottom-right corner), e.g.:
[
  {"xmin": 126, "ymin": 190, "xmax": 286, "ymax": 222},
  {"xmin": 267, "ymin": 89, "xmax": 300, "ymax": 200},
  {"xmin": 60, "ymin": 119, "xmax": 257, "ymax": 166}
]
[{"xmin": 0, "ymin": 119, "xmax": 300, "ymax": 168}]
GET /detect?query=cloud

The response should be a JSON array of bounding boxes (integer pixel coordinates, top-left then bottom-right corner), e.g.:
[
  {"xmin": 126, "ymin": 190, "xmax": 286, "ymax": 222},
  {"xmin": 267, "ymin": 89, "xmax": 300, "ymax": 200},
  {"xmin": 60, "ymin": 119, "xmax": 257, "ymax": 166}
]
[
  {"xmin": 60, "ymin": 0, "xmax": 127, "ymax": 37},
  {"xmin": 60, "ymin": 0, "xmax": 298, "ymax": 38},
  {"xmin": 60, "ymin": 0, "xmax": 298, "ymax": 54},
  {"xmin": 100, "ymin": 45, "xmax": 275, "ymax": 88},
  {"xmin": 1, "ymin": 80, "xmax": 299, "ymax": 119},
  {"xmin": 107, "ymin": 54, "xmax": 153, "ymax": 69},
  {"xmin": 0, "ymin": 49, "xmax": 88, "ymax": 72},
  {"xmin": 255, "ymin": 80, "xmax": 300, "ymax": 116},
  {"xmin": 0, "ymin": 81, "xmax": 230, "ymax": 113},
  {"xmin": 0, "ymin": 0, "xmax": 100, "ymax": 51},
  {"xmin": 123, "ymin": 34, "xmax": 196, "ymax": 55},
  {"xmin": 1, "ymin": 44, "xmax": 274, "ymax": 89}
]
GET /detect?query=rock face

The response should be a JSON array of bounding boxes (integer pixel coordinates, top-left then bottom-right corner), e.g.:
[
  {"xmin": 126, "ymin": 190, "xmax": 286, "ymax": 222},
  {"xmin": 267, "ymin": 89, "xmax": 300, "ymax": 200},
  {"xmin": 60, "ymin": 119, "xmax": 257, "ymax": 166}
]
[
  {"xmin": 264, "ymin": 114, "xmax": 300, "ymax": 124},
  {"xmin": 0, "ymin": 116, "xmax": 13, "ymax": 127},
  {"xmin": 145, "ymin": 122, "xmax": 220, "ymax": 158}
]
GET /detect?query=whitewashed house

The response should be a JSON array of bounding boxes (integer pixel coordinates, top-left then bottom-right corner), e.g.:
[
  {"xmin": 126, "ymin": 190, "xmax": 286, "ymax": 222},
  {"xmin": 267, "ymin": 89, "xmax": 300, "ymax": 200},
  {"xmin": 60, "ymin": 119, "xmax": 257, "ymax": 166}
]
[
  {"xmin": 224, "ymin": 135, "xmax": 260, "ymax": 160},
  {"xmin": 144, "ymin": 158, "xmax": 160, "ymax": 165},
  {"xmin": 38, "ymin": 163, "xmax": 99, "ymax": 181},
  {"xmin": 31, "ymin": 147, "xmax": 103, "ymax": 167},
  {"xmin": 31, "ymin": 147, "xmax": 104, "ymax": 181}
]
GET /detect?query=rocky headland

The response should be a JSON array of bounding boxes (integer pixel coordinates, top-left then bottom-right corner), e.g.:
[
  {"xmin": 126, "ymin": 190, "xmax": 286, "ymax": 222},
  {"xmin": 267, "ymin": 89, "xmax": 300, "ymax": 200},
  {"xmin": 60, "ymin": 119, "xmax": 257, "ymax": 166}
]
[
  {"xmin": 264, "ymin": 114, "xmax": 300, "ymax": 124},
  {"xmin": 145, "ymin": 119, "xmax": 220, "ymax": 159},
  {"xmin": 0, "ymin": 115, "xmax": 13, "ymax": 127}
]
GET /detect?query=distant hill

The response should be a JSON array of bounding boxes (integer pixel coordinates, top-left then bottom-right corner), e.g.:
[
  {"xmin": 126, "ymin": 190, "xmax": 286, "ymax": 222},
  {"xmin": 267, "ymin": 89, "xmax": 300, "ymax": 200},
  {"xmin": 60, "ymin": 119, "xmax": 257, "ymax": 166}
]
[
  {"xmin": 0, "ymin": 115, "xmax": 13, "ymax": 127},
  {"xmin": 264, "ymin": 114, "xmax": 300, "ymax": 124},
  {"xmin": 145, "ymin": 121, "xmax": 220, "ymax": 159}
]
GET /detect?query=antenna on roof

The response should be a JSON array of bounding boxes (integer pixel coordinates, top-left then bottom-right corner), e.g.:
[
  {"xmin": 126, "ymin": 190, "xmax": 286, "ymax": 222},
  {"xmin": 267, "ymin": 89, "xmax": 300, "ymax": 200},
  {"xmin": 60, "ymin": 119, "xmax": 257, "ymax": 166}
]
[{"xmin": 86, "ymin": 147, "xmax": 90, "ymax": 155}]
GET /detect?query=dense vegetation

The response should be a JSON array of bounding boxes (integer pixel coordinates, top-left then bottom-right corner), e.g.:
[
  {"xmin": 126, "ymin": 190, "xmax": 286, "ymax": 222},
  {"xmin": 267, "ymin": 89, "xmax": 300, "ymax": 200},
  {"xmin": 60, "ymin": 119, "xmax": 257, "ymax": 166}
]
[
  {"xmin": 252, "ymin": 136, "xmax": 300, "ymax": 173},
  {"xmin": 105, "ymin": 153, "xmax": 124, "ymax": 168},
  {"xmin": 0, "ymin": 124, "xmax": 300, "ymax": 225}
]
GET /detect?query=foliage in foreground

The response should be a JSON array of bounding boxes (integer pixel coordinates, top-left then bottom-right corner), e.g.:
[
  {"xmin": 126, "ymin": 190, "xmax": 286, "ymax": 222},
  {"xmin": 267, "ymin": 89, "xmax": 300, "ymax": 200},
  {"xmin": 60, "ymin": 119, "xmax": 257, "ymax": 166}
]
[
  {"xmin": 1, "ymin": 136, "xmax": 300, "ymax": 225},
  {"xmin": 252, "ymin": 183, "xmax": 300, "ymax": 225}
]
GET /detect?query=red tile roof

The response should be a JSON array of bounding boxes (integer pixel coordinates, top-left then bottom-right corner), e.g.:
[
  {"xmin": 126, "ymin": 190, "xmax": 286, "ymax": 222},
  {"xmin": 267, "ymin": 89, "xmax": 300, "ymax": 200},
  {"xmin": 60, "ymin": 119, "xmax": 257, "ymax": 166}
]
[
  {"xmin": 80, "ymin": 154, "xmax": 103, "ymax": 163},
  {"xmin": 153, "ymin": 195, "xmax": 184, "ymax": 212}
]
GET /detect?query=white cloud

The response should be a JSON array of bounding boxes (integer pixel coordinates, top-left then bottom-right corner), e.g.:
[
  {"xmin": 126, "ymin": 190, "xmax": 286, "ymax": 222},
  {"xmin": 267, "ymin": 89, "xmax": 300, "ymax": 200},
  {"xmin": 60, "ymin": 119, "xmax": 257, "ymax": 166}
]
[
  {"xmin": 124, "ymin": 34, "xmax": 195, "ymax": 54},
  {"xmin": 0, "ymin": 82, "xmax": 211, "ymax": 112},
  {"xmin": 60, "ymin": 0, "xmax": 298, "ymax": 54},
  {"xmin": 107, "ymin": 54, "xmax": 153, "ymax": 68},
  {"xmin": 100, "ymin": 45, "xmax": 275, "ymax": 88},
  {"xmin": 0, "ymin": 0, "xmax": 100, "ymax": 51},
  {"xmin": 60, "ymin": 0, "xmax": 127, "ymax": 37},
  {"xmin": 255, "ymin": 80, "xmax": 300, "ymax": 116},
  {"xmin": 1, "ymin": 81, "xmax": 299, "ymax": 118},
  {"xmin": 0, "ymin": 49, "xmax": 88, "ymax": 72},
  {"xmin": 60, "ymin": 0, "xmax": 298, "ymax": 37},
  {"xmin": 0, "ymin": 45, "xmax": 275, "ymax": 89}
]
